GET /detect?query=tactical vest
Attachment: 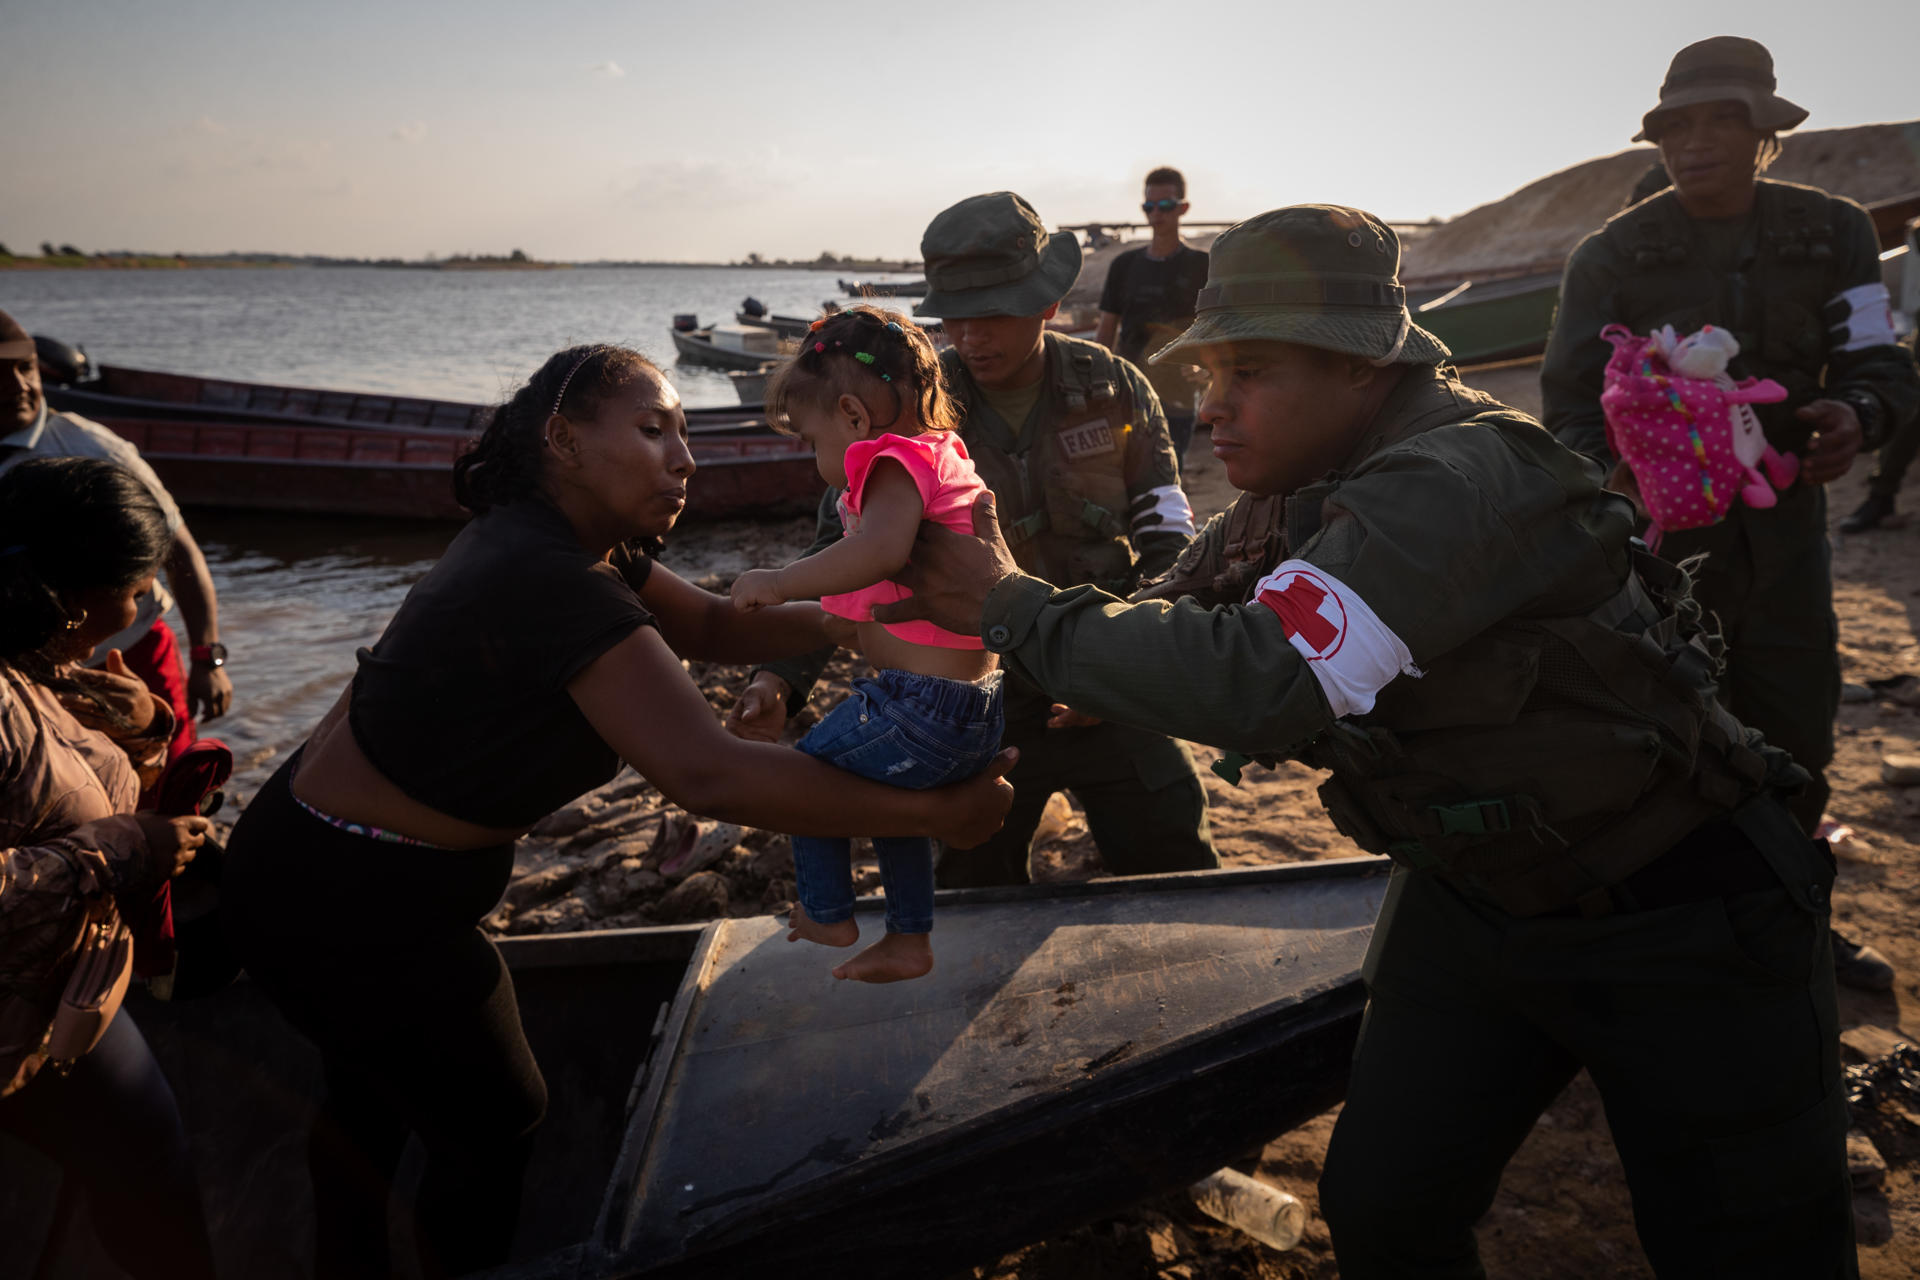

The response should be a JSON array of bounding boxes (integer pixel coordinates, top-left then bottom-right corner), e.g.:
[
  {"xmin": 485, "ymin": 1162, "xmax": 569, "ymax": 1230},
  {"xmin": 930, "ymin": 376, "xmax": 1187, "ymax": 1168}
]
[
  {"xmin": 1189, "ymin": 452, "xmax": 1802, "ymax": 919},
  {"xmin": 1602, "ymin": 179, "xmax": 1844, "ymax": 454},
  {"xmin": 948, "ymin": 336, "xmax": 1142, "ymax": 592}
]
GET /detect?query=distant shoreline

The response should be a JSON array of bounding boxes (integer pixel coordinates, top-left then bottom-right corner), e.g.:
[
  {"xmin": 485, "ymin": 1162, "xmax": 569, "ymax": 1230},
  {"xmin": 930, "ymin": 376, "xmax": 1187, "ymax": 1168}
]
[{"xmin": 0, "ymin": 254, "xmax": 923, "ymax": 274}]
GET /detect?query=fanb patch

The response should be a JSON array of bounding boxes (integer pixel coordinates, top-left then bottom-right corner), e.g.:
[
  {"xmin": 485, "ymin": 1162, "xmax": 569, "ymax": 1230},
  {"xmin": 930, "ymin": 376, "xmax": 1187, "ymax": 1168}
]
[{"xmin": 1058, "ymin": 418, "xmax": 1118, "ymax": 461}]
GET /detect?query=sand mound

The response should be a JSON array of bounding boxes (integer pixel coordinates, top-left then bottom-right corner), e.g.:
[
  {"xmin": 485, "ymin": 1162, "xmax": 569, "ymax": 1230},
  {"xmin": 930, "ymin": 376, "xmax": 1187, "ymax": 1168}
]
[
  {"xmin": 1063, "ymin": 122, "xmax": 1920, "ymax": 311},
  {"xmin": 1402, "ymin": 120, "xmax": 1920, "ymax": 283}
]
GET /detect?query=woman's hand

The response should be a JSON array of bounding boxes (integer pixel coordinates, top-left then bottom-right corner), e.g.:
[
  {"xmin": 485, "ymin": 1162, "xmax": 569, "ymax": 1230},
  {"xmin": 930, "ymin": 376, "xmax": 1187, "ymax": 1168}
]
[
  {"xmin": 133, "ymin": 813, "xmax": 212, "ymax": 882},
  {"xmin": 730, "ymin": 569, "xmax": 787, "ymax": 612},
  {"xmin": 725, "ymin": 671, "xmax": 793, "ymax": 743},
  {"xmin": 58, "ymin": 650, "xmax": 159, "ymax": 739},
  {"xmin": 927, "ymin": 748, "xmax": 1019, "ymax": 848}
]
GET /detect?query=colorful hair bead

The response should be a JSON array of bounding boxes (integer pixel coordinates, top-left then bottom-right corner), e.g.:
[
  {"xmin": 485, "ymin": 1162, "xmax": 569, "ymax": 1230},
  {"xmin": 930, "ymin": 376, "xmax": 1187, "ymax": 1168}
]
[
  {"xmin": 808, "ymin": 318, "xmax": 827, "ymax": 331},
  {"xmin": 885, "ymin": 321, "xmax": 902, "ymax": 333},
  {"xmin": 814, "ymin": 341, "xmax": 826, "ymax": 352},
  {"xmin": 854, "ymin": 351, "xmax": 876, "ymax": 365}
]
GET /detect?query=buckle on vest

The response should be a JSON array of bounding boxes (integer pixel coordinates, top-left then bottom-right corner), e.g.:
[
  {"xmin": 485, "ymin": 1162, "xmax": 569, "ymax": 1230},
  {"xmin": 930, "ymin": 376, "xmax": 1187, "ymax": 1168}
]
[
  {"xmin": 1004, "ymin": 510, "xmax": 1050, "ymax": 547},
  {"xmin": 1079, "ymin": 499, "xmax": 1119, "ymax": 535},
  {"xmin": 1430, "ymin": 799, "xmax": 1512, "ymax": 838}
]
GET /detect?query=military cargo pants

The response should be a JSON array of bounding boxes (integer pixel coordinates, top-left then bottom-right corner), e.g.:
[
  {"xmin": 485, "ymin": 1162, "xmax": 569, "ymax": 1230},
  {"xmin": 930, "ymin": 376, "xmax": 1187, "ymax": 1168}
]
[
  {"xmin": 1667, "ymin": 482, "xmax": 1840, "ymax": 832},
  {"xmin": 1320, "ymin": 814, "xmax": 1853, "ymax": 1279},
  {"xmin": 935, "ymin": 718, "xmax": 1217, "ymax": 888}
]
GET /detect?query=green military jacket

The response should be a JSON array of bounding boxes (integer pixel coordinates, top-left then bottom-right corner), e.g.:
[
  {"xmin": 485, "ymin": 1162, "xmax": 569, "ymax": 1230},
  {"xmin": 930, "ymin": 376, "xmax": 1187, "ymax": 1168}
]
[
  {"xmin": 980, "ymin": 364, "xmax": 1784, "ymax": 915},
  {"xmin": 1540, "ymin": 179, "xmax": 1920, "ymax": 649},
  {"xmin": 942, "ymin": 330, "xmax": 1192, "ymax": 594}
]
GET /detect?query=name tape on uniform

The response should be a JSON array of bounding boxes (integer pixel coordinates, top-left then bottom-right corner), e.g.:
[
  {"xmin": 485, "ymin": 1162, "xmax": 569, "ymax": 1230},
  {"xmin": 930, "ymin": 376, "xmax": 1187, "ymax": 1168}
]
[
  {"xmin": 1058, "ymin": 418, "xmax": 1119, "ymax": 461},
  {"xmin": 1253, "ymin": 560, "xmax": 1421, "ymax": 717}
]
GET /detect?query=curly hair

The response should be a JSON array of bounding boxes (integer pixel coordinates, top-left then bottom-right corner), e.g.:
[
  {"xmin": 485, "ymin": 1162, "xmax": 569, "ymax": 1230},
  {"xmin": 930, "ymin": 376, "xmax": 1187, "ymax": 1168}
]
[
  {"xmin": 452, "ymin": 344, "xmax": 661, "ymax": 514},
  {"xmin": 765, "ymin": 305, "xmax": 958, "ymax": 438}
]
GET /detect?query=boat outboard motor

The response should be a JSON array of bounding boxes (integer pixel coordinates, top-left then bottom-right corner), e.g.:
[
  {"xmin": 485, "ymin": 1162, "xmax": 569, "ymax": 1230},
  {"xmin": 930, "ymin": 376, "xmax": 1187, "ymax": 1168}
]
[
  {"xmin": 32, "ymin": 335, "xmax": 91, "ymax": 386},
  {"xmin": 672, "ymin": 313, "xmax": 699, "ymax": 333},
  {"xmin": 740, "ymin": 296, "xmax": 768, "ymax": 318}
]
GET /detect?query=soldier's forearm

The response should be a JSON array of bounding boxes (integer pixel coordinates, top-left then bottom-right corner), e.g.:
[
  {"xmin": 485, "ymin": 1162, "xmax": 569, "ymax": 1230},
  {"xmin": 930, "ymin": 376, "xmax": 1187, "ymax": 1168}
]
[{"xmin": 981, "ymin": 573, "xmax": 1331, "ymax": 755}]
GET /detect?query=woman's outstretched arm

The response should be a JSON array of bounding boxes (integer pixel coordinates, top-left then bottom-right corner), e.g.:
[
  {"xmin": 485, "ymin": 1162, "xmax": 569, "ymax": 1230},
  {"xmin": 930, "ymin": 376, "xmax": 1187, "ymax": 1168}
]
[
  {"xmin": 639, "ymin": 561, "xmax": 848, "ymax": 662},
  {"xmin": 568, "ymin": 626, "xmax": 1012, "ymax": 845}
]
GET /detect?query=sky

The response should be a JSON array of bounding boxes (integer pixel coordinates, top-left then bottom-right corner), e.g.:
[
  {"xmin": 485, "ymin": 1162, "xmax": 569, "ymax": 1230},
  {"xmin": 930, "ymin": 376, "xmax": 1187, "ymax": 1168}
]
[{"xmin": 1, "ymin": 0, "xmax": 1914, "ymax": 263}]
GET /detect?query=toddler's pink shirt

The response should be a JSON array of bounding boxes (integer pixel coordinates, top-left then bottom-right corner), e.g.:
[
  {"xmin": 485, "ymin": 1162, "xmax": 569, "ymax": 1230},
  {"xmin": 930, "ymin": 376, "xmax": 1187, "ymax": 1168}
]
[{"xmin": 821, "ymin": 431, "xmax": 987, "ymax": 650}]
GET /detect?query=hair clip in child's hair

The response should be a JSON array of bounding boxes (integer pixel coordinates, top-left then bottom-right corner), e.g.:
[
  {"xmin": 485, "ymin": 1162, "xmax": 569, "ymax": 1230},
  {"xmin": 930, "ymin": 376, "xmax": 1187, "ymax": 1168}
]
[
  {"xmin": 885, "ymin": 321, "xmax": 902, "ymax": 333},
  {"xmin": 853, "ymin": 351, "xmax": 876, "ymax": 365},
  {"xmin": 881, "ymin": 374, "xmax": 892, "ymax": 381},
  {"xmin": 813, "ymin": 341, "xmax": 826, "ymax": 352},
  {"xmin": 808, "ymin": 318, "xmax": 827, "ymax": 332}
]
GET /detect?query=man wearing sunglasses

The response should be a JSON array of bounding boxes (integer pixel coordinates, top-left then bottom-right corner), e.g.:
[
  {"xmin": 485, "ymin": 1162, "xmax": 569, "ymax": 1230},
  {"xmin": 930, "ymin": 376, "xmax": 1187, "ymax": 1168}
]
[{"xmin": 1095, "ymin": 167, "xmax": 1211, "ymax": 470}]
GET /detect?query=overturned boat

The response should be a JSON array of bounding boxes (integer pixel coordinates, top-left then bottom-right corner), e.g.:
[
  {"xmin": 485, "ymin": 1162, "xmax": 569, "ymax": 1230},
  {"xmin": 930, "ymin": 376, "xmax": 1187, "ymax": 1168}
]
[{"xmin": 0, "ymin": 857, "xmax": 1388, "ymax": 1279}]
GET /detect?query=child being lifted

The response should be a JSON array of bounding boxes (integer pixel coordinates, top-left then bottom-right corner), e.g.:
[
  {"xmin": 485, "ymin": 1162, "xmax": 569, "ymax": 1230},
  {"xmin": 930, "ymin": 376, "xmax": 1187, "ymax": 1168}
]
[{"xmin": 731, "ymin": 306, "xmax": 1004, "ymax": 983}]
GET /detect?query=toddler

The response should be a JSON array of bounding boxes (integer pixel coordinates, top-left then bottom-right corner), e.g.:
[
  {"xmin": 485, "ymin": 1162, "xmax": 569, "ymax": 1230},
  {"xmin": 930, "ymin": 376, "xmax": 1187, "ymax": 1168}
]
[{"xmin": 732, "ymin": 307, "xmax": 1003, "ymax": 983}]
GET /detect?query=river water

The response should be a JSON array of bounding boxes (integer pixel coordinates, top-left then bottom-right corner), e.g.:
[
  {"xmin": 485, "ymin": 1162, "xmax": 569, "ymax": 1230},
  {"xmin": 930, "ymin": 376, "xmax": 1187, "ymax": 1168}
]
[{"xmin": 3, "ymin": 266, "xmax": 889, "ymax": 791}]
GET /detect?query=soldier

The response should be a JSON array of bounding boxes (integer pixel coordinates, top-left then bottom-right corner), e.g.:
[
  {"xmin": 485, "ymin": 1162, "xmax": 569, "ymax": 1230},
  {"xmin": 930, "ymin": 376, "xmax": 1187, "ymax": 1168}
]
[
  {"xmin": 732, "ymin": 192, "xmax": 1216, "ymax": 887},
  {"xmin": 873, "ymin": 204, "xmax": 1856, "ymax": 1276},
  {"xmin": 1540, "ymin": 36, "xmax": 1919, "ymax": 990}
]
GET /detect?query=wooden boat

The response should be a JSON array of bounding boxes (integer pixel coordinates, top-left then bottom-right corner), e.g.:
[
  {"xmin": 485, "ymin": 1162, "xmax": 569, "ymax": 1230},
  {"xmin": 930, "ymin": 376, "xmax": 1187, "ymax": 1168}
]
[
  {"xmin": 40, "ymin": 364, "xmax": 822, "ymax": 522},
  {"xmin": 0, "ymin": 858, "xmax": 1389, "ymax": 1279},
  {"xmin": 42, "ymin": 363, "xmax": 776, "ymax": 437},
  {"xmin": 669, "ymin": 323, "xmax": 793, "ymax": 373},
  {"xmin": 837, "ymin": 278, "xmax": 928, "ymax": 298},
  {"xmin": 735, "ymin": 308, "xmax": 816, "ymax": 340},
  {"xmin": 1408, "ymin": 270, "xmax": 1563, "ymax": 366}
]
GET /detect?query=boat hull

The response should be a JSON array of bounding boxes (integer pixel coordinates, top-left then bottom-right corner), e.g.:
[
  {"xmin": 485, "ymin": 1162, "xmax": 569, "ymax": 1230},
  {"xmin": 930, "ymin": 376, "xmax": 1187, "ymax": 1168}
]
[
  {"xmin": 669, "ymin": 328, "xmax": 788, "ymax": 372},
  {"xmin": 0, "ymin": 859, "xmax": 1389, "ymax": 1280},
  {"xmin": 94, "ymin": 417, "xmax": 823, "ymax": 522}
]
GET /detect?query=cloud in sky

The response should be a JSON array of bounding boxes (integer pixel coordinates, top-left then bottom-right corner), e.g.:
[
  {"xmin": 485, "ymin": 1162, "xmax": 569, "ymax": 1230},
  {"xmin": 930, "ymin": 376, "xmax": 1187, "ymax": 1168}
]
[
  {"xmin": 587, "ymin": 60, "xmax": 623, "ymax": 78},
  {"xmin": 391, "ymin": 121, "xmax": 428, "ymax": 143}
]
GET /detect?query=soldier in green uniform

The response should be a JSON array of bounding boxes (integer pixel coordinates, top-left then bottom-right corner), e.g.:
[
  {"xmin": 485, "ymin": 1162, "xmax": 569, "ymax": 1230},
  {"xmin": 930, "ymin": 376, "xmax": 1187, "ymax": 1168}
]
[
  {"xmin": 873, "ymin": 204, "xmax": 1856, "ymax": 1277},
  {"xmin": 1540, "ymin": 36, "xmax": 1918, "ymax": 991},
  {"xmin": 731, "ymin": 192, "xmax": 1217, "ymax": 886}
]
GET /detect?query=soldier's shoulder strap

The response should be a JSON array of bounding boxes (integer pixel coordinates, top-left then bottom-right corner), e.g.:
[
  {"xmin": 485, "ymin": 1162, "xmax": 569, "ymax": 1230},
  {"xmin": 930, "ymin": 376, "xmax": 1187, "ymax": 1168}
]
[
  {"xmin": 1600, "ymin": 187, "xmax": 1691, "ymax": 271},
  {"xmin": 1048, "ymin": 332, "xmax": 1125, "ymax": 415}
]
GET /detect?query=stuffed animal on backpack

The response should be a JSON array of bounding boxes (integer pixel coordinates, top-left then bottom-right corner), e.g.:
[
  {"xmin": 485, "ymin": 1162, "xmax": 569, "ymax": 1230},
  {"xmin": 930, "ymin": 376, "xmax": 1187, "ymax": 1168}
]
[{"xmin": 1598, "ymin": 323, "xmax": 1796, "ymax": 550}]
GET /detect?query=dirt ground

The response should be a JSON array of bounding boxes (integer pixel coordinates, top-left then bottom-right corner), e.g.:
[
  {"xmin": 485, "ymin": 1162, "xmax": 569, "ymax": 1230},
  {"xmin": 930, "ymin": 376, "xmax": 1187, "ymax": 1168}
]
[{"xmin": 480, "ymin": 358, "xmax": 1920, "ymax": 1278}]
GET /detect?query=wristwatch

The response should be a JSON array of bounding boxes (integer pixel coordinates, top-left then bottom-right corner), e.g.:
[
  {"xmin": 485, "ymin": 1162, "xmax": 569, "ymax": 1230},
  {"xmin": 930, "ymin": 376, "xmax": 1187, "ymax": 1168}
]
[
  {"xmin": 1837, "ymin": 390, "xmax": 1887, "ymax": 451},
  {"xmin": 189, "ymin": 642, "xmax": 229, "ymax": 669}
]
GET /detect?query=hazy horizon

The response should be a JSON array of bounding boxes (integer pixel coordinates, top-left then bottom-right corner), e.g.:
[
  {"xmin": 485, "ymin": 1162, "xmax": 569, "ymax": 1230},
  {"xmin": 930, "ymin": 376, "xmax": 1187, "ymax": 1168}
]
[{"xmin": 3, "ymin": 0, "xmax": 1913, "ymax": 264}]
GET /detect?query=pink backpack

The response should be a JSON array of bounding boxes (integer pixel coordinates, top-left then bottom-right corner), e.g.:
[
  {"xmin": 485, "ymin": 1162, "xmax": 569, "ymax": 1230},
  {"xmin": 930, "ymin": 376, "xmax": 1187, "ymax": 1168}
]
[{"xmin": 1598, "ymin": 323, "xmax": 1796, "ymax": 551}]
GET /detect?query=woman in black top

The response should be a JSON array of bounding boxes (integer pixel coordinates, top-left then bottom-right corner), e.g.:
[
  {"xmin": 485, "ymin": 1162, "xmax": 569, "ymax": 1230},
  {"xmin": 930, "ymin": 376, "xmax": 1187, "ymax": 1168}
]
[{"xmin": 220, "ymin": 345, "xmax": 1014, "ymax": 1278}]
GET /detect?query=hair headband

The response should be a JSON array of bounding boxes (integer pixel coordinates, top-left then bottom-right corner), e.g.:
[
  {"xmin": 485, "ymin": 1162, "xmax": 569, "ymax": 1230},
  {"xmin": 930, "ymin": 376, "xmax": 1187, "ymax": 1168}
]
[{"xmin": 550, "ymin": 350, "xmax": 596, "ymax": 417}]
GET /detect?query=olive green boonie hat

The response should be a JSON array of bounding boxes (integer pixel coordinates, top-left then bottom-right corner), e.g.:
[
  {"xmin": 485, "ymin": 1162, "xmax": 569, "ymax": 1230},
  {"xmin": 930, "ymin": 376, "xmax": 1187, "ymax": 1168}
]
[
  {"xmin": 915, "ymin": 192, "xmax": 1083, "ymax": 320},
  {"xmin": 1633, "ymin": 36, "xmax": 1807, "ymax": 143},
  {"xmin": 1151, "ymin": 205, "xmax": 1448, "ymax": 368}
]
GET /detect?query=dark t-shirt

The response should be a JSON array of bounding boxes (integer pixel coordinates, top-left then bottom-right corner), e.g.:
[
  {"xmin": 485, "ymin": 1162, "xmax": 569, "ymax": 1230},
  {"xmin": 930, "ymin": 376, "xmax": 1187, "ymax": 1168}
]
[
  {"xmin": 348, "ymin": 496, "xmax": 657, "ymax": 828},
  {"xmin": 1098, "ymin": 244, "xmax": 1211, "ymax": 369}
]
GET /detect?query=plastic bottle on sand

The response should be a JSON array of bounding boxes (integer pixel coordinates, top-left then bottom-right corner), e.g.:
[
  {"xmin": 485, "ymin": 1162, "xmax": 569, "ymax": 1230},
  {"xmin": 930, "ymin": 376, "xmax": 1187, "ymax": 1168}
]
[{"xmin": 1189, "ymin": 1167, "xmax": 1306, "ymax": 1252}]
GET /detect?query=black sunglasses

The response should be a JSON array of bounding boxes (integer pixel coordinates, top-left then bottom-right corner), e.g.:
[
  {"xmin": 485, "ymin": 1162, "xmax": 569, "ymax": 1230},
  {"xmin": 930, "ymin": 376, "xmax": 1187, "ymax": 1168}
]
[{"xmin": 1141, "ymin": 198, "xmax": 1181, "ymax": 213}]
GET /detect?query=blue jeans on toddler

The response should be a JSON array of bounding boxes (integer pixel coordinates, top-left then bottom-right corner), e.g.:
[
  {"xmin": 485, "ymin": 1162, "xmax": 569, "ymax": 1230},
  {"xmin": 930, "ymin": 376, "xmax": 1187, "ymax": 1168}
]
[{"xmin": 792, "ymin": 668, "xmax": 1005, "ymax": 934}]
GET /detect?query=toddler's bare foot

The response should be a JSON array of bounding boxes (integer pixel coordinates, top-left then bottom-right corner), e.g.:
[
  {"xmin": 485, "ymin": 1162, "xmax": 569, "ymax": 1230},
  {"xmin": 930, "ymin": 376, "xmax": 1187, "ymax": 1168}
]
[
  {"xmin": 832, "ymin": 931, "xmax": 933, "ymax": 984},
  {"xmin": 787, "ymin": 903, "xmax": 857, "ymax": 948}
]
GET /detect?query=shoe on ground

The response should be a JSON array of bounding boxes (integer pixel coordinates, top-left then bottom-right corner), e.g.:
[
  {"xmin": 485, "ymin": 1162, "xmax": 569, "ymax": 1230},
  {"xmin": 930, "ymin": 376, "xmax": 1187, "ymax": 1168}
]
[
  {"xmin": 1833, "ymin": 933, "xmax": 1895, "ymax": 992},
  {"xmin": 1840, "ymin": 494, "xmax": 1896, "ymax": 533}
]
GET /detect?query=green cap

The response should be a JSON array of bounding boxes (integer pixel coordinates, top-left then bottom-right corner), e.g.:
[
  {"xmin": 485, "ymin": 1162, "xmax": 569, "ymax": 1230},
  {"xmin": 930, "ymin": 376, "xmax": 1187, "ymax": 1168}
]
[
  {"xmin": 1634, "ymin": 36, "xmax": 1807, "ymax": 143},
  {"xmin": 915, "ymin": 192, "xmax": 1082, "ymax": 320},
  {"xmin": 1151, "ymin": 205, "xmax": 1447, "ymax": 368}
]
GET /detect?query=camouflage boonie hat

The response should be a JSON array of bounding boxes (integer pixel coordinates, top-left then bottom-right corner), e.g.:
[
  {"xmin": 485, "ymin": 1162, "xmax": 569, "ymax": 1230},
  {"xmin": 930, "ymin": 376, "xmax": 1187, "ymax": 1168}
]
[
  {"xmin": 1151, "ymin": 205, "xmax": 1448, "ymax": 368},
  {"xmin": 915, "ymin": 192, "xmax": 1082, "ymax": 320},
  {"xmin": 1634, "ymin": 36, "xmax": 1807, "ymax": 143}
]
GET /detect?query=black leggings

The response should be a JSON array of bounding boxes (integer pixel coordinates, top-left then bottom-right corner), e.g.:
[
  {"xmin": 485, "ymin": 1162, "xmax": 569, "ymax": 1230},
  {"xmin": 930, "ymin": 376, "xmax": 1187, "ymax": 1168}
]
[
  {"xmin": 0, "ymin": 1015, "xmax": 216, "ymax": 1280},
  {"xmin": 221, "ymin": 754, "xmax": 545, "ymax": 1279}
]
